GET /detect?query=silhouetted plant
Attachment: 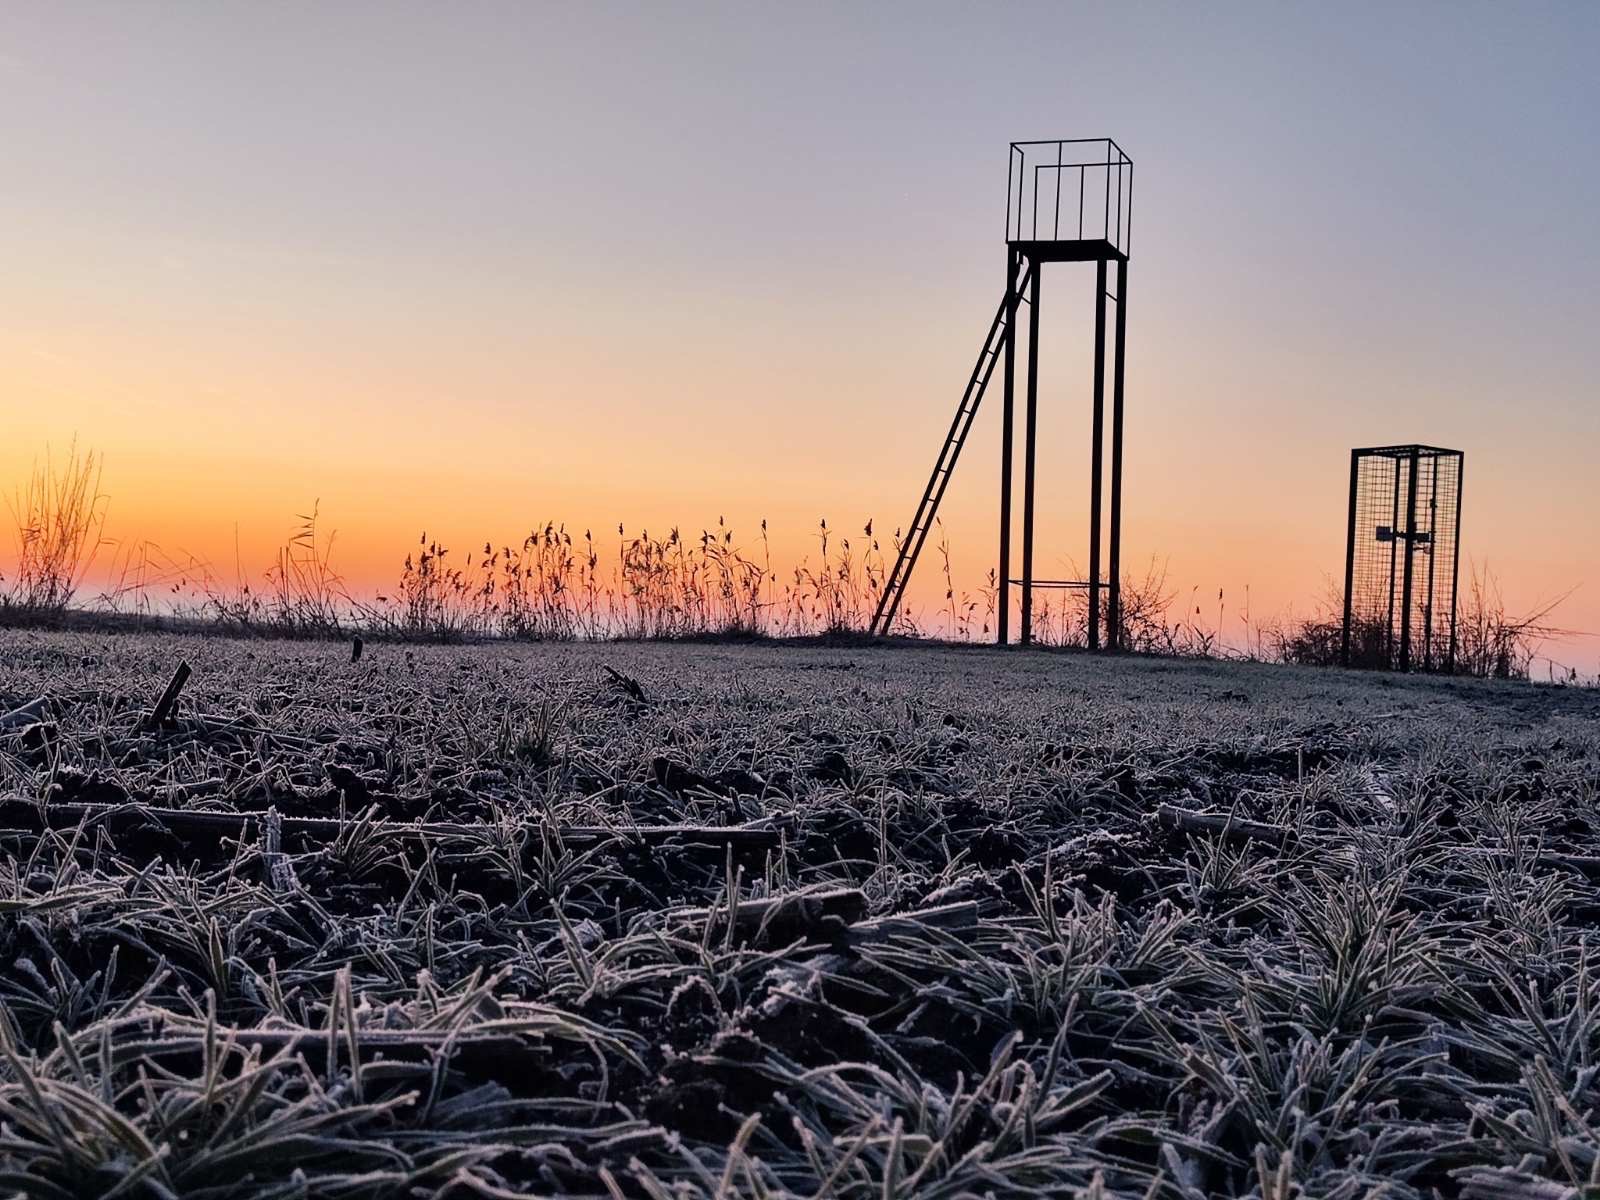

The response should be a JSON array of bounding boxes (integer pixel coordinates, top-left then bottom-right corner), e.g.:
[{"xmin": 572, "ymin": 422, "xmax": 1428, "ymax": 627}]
[
  {"xmin": 2, "ymin": 440, "xmax": 108, "ymax": 618},
  {"xmin": 1454, "ymin": 561, "xmax": 1572, "ymax": 679},
  {"xmin": 1276, "ymin": 563, "xmax": 1572, "ymax": 679}
]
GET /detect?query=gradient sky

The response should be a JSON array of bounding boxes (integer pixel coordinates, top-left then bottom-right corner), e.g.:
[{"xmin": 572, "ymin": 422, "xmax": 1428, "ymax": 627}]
[{"xmin": 3, "ymin": 3, "xmax": 1597, "ymax": 667}]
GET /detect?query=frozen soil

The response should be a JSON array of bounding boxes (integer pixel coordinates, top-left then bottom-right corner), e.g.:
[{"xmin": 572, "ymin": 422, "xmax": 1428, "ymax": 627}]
[{"xmin": 1, "ymin": 629, "xmax": 1599, "ymax": 1198}]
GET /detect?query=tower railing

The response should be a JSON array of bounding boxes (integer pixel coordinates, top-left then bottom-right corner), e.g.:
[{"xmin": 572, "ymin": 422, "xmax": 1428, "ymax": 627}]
[{"xmin": 1007, "ymin": 138, "xmax": 1132, "ymax": 254}]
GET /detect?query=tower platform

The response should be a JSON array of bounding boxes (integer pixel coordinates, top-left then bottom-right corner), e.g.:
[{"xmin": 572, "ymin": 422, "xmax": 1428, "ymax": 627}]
[{"xmin": 1007, "ymin": 238, "xmax": 1127, "ymax": 263}]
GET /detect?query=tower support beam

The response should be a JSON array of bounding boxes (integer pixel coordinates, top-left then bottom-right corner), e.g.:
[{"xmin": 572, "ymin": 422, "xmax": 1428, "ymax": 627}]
[
  {"xmin": 1108, "ymin": 258, "xmax": 1127, "ymax": 650},
  {"xmin": 998, "ymin": 247, "xmax": 1018, "ymax": 645},
  {"xmin": 1020, "ymin": 259, "xmax": 1041, "ymax": 645},
  {"xmin": 1088, "ymin": 259, "xmax": 1107, "ymax": 650}
]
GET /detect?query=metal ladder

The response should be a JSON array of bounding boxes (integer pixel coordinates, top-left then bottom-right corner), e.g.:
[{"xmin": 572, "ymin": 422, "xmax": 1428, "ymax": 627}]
[{"xmin": 871, "ymin": 258, "xmax": 1034, "ymax": 636}]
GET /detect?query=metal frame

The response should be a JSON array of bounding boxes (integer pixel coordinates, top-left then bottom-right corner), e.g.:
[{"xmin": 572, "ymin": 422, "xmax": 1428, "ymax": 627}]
[
  {"xmin": 1002, "ymin": 140, "xmax": 1130, "ymax": 649},
  {"xmin": 872, "ymin": 139, "xmax": 1132, "ymax": 650},
  {"xmin": 1340, "ymin": 444, "xmax": 1464, "ymax": 671}
]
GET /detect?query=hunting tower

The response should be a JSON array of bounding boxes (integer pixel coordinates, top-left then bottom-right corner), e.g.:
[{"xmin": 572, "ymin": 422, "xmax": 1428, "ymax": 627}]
[
  {"xmin": 1341, "ymin": 445, "xmax": 1464, "ymax": 671},
  {"xmin": 872, "ymin": 139, "xmax": 1132, "ymax": 647}
]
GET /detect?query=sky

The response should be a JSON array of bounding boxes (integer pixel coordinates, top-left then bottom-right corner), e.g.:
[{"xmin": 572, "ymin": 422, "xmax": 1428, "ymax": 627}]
[{"xmin": 2, "ymin": 2, "xmax": 1597, "ymax": 668}]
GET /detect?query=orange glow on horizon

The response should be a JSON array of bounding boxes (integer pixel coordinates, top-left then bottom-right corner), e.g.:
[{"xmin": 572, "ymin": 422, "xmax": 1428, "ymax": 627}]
[{"xmin": 3, "ymin": 415, "xmax": 1593, "ymax": 671}]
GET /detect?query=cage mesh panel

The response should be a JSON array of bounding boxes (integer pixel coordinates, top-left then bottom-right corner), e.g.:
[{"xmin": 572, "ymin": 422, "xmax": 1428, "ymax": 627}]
[
  {"xmin": 1423, "ymin": 453, "xmax": 1461, "ymax": 667},
  {"xmin": 1347, "ymin": 447, "xmax": 1462, "ymax": 670}
]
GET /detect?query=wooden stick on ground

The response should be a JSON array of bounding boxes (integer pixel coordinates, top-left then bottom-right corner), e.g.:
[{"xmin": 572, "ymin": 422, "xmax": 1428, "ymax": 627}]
[
  {"xmin": 145, "ymin": 661, "xmax": 193, "ymax": 731},
  {"xmin": 1156, "ymin": 803, "xmax": 1290, "ymax": 847},
  {"xmin": 0, "ymin": 698, "xmax": 49, "ymax": 731},
  {"xmin": 0, "ymin": 798, "xmax": 789, "ymax": 852}
]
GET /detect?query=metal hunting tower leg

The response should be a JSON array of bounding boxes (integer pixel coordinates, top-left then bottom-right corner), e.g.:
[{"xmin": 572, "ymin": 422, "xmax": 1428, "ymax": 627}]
[{"xmin": 872, "ymin": 139, "xmax": 1133, "ymax": 649}]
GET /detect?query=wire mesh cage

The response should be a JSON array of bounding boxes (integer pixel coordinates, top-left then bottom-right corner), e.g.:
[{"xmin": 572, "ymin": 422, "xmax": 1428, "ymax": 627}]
[
  {"xmin": 1006, "ymin": 139, "xmax": 1132, "ymax": 253},
  {"xmin": 1342, "ymin": 445, "xmax": 1464, "ymax": 671}
]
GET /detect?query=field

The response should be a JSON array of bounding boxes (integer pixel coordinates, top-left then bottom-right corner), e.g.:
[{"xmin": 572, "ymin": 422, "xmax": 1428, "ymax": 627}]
[{"xmin": 2, "ymin": 630, "xmax": 1599, "ymax": 1199}]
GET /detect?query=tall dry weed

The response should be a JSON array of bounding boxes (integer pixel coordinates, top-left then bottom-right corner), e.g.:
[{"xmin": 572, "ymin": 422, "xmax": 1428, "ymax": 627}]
[{"xmin": 2, "ymin": 440, "xmax": 108, "ymax": 617}]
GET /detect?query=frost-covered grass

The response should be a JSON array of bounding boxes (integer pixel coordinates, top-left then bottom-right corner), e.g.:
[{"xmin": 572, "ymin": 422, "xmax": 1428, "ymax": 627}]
[{"xmin": 1, "ymin": 630, "xmax": 1598, "ymax": 1198}]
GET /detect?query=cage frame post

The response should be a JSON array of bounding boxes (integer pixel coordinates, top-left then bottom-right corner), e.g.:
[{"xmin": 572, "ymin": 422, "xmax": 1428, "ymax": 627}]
[
  {"xmin": 1449, "ymin": 456, "xmax": 1464, "ymax": 671},
  {"xmin": 1341, "ymin": 450, "xmax": 1359, "ymax": 666},
  {"xmin": 1385, "ymin": 465, "xmax": 1401, "ymax": 661}
]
